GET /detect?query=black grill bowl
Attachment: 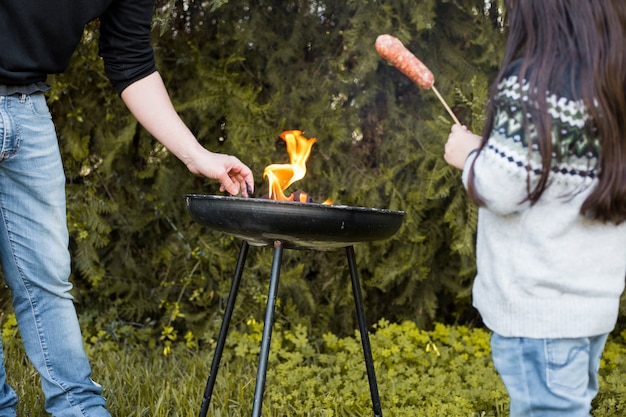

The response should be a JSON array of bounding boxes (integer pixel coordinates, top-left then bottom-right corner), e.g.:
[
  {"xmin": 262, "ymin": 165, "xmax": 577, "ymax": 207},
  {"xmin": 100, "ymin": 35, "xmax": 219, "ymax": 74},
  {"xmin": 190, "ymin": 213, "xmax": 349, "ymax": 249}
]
[{"xmin": 185, "ymin": 194, "xmax": 405, "ymax": 250}]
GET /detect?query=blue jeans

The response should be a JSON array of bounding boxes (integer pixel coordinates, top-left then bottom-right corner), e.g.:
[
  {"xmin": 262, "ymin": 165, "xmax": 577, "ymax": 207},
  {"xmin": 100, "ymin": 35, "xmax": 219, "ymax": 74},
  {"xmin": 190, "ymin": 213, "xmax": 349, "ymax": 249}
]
[
  {"xmin": 491, "ymin": 332, "xmax": 608, "ymax": 417},
  {"xmin": 0, "ymin": 93, "xmax": 110, "ymax": 417}
]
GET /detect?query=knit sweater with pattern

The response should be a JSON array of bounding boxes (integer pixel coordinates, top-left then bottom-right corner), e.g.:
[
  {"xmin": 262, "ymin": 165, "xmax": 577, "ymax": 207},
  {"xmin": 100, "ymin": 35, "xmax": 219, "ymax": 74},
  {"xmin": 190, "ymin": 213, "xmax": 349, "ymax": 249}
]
[
  {"xmin": 0, "ymin": 0, "xmax": 157, "ymax": 94},
  {"xmin": 463, "ymin": 65, "xmax": 626, "ymax": 339}
]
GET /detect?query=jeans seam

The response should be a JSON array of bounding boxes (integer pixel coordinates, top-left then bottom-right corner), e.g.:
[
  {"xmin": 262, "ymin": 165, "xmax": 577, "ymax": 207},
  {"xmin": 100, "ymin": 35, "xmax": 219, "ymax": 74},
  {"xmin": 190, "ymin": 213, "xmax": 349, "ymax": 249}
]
[
  {"xmin": 521, "ymin": 338, "xmax": 535, "ymax": 417},
  {"xmin": 0, "ymin": 100, "xmax": 8, "ymax": 161}
]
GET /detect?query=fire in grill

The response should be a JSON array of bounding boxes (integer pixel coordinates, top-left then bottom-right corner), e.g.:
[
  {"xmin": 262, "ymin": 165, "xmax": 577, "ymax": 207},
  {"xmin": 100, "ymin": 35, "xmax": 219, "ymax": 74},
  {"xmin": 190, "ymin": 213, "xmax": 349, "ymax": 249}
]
[{"xmin": 263, "ymin": 130, "xmax": 332, "ymax": 203}]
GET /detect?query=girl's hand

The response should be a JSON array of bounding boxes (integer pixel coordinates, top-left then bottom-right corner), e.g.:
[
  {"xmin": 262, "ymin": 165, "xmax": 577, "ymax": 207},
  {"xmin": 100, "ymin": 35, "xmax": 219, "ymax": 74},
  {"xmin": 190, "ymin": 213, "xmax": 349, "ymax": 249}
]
[{"xmin": 444, "ymin": 124, "xmax": 483, "ymax": 170}]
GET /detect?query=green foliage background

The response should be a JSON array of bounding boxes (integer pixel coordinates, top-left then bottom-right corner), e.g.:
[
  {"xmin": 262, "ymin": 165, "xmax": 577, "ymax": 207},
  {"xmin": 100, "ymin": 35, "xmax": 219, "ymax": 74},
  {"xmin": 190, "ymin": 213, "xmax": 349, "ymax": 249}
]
[{"xmin": 8, "ymin": 0, "xmax": 508, "ymax": 346}]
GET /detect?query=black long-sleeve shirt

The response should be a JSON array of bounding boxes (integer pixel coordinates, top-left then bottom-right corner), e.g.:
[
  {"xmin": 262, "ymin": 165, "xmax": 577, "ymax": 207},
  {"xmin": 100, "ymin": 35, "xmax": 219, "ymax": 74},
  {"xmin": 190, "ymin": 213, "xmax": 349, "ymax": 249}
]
[{"xmin": 0, "ymin": 0, "xmax": 157, "ymax": 94}]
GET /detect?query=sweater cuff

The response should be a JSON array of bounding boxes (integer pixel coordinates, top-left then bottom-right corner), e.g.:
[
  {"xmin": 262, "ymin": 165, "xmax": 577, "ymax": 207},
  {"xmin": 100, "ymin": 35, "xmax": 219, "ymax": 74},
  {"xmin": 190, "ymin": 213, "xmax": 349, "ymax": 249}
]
[{"xmin": 461, "ymin": 148, "xmax": 479, "ymax": 188}]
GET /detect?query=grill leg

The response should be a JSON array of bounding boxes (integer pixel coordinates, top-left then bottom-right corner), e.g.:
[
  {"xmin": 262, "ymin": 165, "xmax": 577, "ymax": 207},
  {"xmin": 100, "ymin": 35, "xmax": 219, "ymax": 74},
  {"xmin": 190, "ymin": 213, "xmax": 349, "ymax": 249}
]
[
  {"xmin": 198, "ymin": 241, "xmax": 250, "ymax": 417},
  {"xmin": 251, "ymin": 240, "xmax": 284, "ymax": 417},
  {"xmin": 346, "ymin": 245, "xmax": 383, "ymax": 417}
]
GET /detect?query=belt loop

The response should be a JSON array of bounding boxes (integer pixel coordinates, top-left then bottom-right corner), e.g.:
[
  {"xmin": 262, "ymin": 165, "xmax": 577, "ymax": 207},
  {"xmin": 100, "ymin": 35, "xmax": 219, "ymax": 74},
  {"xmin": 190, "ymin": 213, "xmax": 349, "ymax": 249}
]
[{"xmin": 19, "ymin": 94, "xmax": 26, "ymax": 103}]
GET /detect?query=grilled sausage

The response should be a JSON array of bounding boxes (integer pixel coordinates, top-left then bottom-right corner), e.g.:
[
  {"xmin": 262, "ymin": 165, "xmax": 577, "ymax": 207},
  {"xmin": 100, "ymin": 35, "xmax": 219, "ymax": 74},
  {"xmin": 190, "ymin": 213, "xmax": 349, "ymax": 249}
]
[{"xmin": 375, "ymin": 34, "xmax": 434, "ymax": 89}]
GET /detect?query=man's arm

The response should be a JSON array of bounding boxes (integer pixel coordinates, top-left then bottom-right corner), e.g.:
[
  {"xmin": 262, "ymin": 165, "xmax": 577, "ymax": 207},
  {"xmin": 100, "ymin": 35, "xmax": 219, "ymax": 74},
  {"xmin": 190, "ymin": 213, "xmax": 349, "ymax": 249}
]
[{"xmin": 120, "ymin": 71, "xmax": 254, "ymax": 196}]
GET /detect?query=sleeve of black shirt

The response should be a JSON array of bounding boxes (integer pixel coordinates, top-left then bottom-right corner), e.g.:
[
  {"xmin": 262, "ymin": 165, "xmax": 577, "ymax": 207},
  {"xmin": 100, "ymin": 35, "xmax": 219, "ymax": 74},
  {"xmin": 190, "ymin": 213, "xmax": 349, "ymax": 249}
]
[{"xmin": 98, "ymin": 0, "xmax": 158, "ymax": 94}]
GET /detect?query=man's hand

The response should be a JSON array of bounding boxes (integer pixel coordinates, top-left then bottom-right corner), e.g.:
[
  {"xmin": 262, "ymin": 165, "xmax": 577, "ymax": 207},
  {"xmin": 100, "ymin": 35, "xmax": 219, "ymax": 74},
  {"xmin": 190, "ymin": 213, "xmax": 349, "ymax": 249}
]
[{"xmin": 183, "ymin": 144, "xmax": 254, "ymax": 197}]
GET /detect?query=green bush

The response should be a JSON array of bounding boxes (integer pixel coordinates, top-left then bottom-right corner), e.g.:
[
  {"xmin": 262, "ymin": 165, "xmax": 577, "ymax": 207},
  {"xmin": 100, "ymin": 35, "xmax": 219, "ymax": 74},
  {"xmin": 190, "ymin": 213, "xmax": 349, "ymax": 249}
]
[
  {"xmin": 4, "ymin": 316, "xmax": 626, "ymax": 416},
  {"xmin": 4, "ymin": 316, "xmax": 508, "ymax": 416},
  {"xmin": 594, "ymin": 329, "xmax": 626, "ymax": 416}
]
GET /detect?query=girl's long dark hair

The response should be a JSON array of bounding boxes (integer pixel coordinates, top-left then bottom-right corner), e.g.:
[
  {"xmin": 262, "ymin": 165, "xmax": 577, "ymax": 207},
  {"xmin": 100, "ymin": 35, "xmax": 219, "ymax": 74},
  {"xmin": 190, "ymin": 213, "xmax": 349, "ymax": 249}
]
[{"xmin": 468, "ymin": 0, "xmax": 626, "ymax": 224}]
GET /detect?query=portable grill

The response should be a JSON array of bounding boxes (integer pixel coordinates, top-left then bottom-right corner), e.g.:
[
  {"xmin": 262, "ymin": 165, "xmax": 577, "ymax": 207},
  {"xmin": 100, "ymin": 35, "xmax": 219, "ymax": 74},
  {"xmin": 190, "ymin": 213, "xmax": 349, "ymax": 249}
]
[{"xmin": 185, "ymin": 194, "xmax": 405, "ymax": 417}]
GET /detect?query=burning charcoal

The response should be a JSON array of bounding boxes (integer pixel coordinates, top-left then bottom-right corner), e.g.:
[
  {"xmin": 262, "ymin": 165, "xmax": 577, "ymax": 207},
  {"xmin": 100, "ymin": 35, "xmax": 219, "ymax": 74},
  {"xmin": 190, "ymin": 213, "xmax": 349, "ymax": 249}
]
[
  {"xmin": 292, "ymin": 190, "xmax": 313, "ymax": 203},
  {"xmin": 260, "ymin": 190, "xmax": 313, "ymax": 203}
]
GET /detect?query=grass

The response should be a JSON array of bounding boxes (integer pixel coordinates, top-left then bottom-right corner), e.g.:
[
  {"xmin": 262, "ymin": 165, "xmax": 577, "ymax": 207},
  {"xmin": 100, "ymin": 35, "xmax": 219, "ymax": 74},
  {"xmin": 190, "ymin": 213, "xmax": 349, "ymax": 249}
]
[
  {"xmin": 8, "ymin": 344, "xmax": 210, "ymax": 417},
  {"xmin": 3, "ymin": 320, "xmax": 626, "ymax": 416}
]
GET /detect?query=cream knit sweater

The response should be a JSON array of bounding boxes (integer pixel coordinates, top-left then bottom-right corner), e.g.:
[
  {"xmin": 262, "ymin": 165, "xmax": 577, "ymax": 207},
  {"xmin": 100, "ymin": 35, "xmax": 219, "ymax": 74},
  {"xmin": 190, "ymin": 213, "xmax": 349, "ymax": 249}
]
[{"xmin": 463, "ymin": 72, "xmax": 626, "ymax": 338}]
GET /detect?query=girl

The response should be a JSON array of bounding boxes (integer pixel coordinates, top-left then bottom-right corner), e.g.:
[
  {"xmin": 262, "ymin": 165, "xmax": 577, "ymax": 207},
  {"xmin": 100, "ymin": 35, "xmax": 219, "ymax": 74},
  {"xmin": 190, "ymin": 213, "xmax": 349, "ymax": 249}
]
[{"xmin": 444, "ymin": 1, "xmax": 626, "ymax": 416}]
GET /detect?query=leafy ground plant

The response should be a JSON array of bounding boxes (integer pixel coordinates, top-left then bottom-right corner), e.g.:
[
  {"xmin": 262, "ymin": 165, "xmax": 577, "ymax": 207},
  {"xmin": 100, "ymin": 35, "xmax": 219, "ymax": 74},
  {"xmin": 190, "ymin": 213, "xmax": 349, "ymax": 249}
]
[{"xmin": 3, "ymin": 318, "xmax": 626, "ymax": 416}]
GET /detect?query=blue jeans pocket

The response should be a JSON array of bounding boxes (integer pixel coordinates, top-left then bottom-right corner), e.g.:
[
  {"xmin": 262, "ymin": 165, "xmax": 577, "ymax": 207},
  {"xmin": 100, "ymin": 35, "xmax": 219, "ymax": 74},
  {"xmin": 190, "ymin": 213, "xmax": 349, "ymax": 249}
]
[
  {"xmin": 546, "ymin": 339, "xmax": 590, "ymax": 394},
  {"xmin": 25, "ymin": 93, "xmax": 52, "ymax": 118}
]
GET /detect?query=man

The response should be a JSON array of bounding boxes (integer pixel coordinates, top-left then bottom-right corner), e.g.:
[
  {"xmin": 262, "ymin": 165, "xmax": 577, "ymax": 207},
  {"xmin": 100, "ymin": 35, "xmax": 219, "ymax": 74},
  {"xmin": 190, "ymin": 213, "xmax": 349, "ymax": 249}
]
[{"xmin": 0, "ymin": 1, "xmax": 254, "ymax": 415}]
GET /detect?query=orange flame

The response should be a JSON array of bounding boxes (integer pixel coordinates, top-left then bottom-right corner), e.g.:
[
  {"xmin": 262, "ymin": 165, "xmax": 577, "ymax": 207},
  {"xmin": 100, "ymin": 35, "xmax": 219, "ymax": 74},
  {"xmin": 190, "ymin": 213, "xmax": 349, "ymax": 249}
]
[{"xmin": 263, "ymin": 130, "xmax": 332, "ymax": 204}]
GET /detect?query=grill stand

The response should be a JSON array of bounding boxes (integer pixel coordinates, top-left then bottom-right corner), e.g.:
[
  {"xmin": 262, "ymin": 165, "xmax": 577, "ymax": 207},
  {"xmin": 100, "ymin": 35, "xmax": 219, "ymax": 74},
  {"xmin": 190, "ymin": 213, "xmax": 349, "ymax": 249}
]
[{"xmin": 198, "ymin": 240, "xmax": 383, "ymax": 417}]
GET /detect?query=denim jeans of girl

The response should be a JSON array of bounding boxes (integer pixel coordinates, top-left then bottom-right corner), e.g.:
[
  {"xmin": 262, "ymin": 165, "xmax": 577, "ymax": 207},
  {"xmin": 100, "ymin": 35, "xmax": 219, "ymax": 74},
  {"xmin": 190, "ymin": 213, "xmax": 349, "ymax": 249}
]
[
  {"xmin": 491, "ymin": 332, "xmax": 609, "ymax": 417},
  {"xmin": 0, "ymin": 93, "xmax": 110, "ymax": 417}
]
